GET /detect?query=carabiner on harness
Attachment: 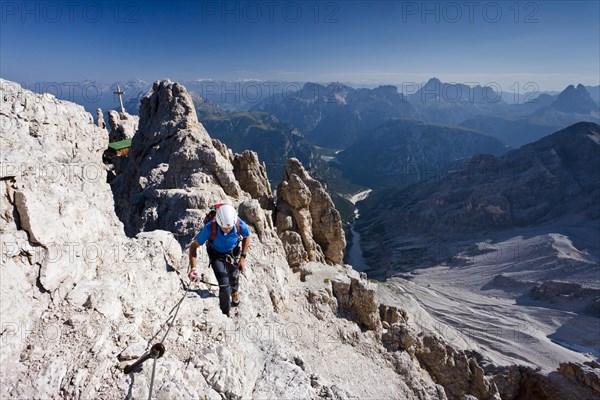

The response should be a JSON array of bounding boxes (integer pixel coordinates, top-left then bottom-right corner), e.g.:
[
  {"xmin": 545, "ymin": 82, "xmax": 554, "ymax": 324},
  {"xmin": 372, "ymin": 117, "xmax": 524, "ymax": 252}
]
[{"xmin": 225, "ymin": 254, "xmax": 237, "ymax": 266}]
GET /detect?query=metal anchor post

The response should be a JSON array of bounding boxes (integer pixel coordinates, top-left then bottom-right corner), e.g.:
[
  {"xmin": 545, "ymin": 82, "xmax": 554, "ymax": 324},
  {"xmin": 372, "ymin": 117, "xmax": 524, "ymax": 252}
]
[{"xmin": 123, "ymin": 343, "xmax": 166, "ymax": 374}]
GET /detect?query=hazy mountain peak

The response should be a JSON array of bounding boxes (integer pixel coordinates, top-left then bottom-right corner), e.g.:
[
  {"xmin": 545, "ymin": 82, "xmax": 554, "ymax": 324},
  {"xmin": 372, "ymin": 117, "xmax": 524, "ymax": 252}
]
[
  {"xmin": 409, "ymin": 77, "xmax": 502, "ymax": 106},
  {"xmin": 526, "ymin": 93, "xmax": 556, "ymax": 104},
  {"xmin": 551, "ymin": 83, "xmax": 598, "ymax": 113},
  {"xmin": 302, "ymin": 81, "xmax": 327, "ymax": 92},
  {"xmin": 373, "ymin": 85, "xmax": 399, "ymax": 96}
]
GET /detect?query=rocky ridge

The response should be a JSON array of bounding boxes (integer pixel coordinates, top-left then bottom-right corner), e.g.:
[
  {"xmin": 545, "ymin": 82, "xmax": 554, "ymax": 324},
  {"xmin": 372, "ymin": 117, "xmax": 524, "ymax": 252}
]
[
  {"xmin": 1, "ymin": 78, "xmax": 451, "ymax": 400},
  {"xmin": 2, "ymin": 78, "xmax": 598, "ymax": 400},
  {"xmin": 110, "ymin": 80, "xmax": 246, "ymax": 244}
]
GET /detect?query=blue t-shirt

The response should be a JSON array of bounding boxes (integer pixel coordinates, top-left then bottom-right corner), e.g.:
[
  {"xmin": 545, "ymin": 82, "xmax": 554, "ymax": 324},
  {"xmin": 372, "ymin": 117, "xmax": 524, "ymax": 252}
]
[{"xmin": 195, "ymin": 219, "xmax": 250, "ymax": 253}]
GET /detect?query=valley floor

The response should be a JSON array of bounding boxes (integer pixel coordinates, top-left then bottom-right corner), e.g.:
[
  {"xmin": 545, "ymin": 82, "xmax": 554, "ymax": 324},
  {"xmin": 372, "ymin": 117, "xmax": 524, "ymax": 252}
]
[{"xmin": 369, "ymin": 226, "xmax": 600, "ymax": 372}]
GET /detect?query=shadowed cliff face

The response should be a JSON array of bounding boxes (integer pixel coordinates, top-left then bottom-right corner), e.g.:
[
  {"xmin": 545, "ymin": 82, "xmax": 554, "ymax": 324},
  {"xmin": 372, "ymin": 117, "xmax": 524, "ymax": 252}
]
[
  {"xmin": 356, "ymin": 122, "xmax": 600, "ymax": 277},
  {"xmin": 336, "ymin": 118, "xmax": 509, "ymax": 190}
]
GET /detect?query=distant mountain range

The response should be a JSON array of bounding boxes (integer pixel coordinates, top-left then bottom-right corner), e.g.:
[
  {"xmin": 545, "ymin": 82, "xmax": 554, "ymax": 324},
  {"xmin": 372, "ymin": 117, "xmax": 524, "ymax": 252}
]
[
  {"xmin": 354, "ymin": 122, "xmax": 600, "ymax": 277},
  {"xmin": 20, "ymin": 78, "xmax": 599, "ymax": 192},
  {"xmin": 409, "ymin": 78, "xmax": 504, "ymax": 104},
  {"xmin": 461, "ymin": 84, "xmax": 599, "ymax": 147},
  {"xmin": 406, "ymin": 78, "xmax": 514, "ymax": 125},
  {"xmin": 249, "ymin": 78, "xmax": 598, "ymax": 150},
  {"xmin": 22, "ymin": 78, "xmax": 598, "ymax": 145},
  {"xmin": 16, "ymin": 79, "xmax": 307, "ymax": 121},
  {"xmin": 183, "ymin": 80, "xmax": 305, "ymax": 112},
  {"xmin": 251, "ymin": 82, "xmax": 417, "ymax": 148}
]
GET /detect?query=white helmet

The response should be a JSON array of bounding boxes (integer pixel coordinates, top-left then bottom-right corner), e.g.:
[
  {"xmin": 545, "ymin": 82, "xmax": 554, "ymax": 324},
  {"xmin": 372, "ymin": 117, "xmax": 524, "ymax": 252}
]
[{"xmin": 215, "ymin": 204, "xmax": 237, "ymax": 228}]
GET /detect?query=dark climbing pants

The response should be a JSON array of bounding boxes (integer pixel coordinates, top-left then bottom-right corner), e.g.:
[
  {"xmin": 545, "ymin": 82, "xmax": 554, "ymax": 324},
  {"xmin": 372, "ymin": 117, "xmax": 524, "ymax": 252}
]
[{"xmin": 209, "ymin": 254, "xmax": 239, "ymax": 314}]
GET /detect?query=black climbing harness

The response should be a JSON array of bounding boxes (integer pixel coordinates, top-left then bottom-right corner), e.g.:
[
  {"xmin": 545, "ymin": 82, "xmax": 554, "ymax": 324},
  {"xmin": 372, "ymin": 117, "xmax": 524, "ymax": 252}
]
[{"xmin": 203, "ymin": 253, "xmax": 246, "ymax": 286}]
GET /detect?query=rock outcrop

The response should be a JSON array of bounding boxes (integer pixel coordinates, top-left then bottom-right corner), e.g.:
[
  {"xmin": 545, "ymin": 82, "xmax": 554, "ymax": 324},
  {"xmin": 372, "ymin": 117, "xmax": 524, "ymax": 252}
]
[
  {"xmin": 303, "ymin": 263, "xmax": 507, "ymax": 400},
  {"xmin": 96, "ymin": 108, "xmax": 106, "ymax": 130},
  {"xmin": 332, "ymin": 274, "xmax": 381, "ymax": 330},
  {"xmin": 414, "ymin": 337, "xmax": 500, "ymax": 400},
  {"xmin": 0, "ymin": 78, "xmax": 115, "ymax": 298},
  {"xmin": 0, "ymin": 78, "xmax": 184, "ymax": 398},
  {"xmin": 238, "ymin": 198, "xmax": 277, "ymax": 242},
  {"xmin": 110, "ymin": 80, "xmax": 245, "ymax": 244},
  {"xmin": 558, "ymin": 362, "xmax": 600, "ymax": 394},
  {"xmin": 490, "ymin": 363, "xmax": 600, "ymax": 400},
  {"xmin": 275, "ymin": 158, "xmax": 346, "ymax": 266},
  {"xmin": 530, "ymin": 281, "xmax": 600, "ymax": 304},
  {"xmin": 232, "ymin": 150, "xmax": 274, "ymax": 210},
  {"xmin": 107, "ymin": 110, "xmax": 139, "ymax": 142}
]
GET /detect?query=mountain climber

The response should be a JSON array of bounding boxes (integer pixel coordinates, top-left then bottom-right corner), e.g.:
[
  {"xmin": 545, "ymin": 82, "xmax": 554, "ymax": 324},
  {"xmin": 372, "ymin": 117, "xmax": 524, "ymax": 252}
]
[{"xmin": 188, "ymin": 204, "xmax": 250, "ymax": 316}]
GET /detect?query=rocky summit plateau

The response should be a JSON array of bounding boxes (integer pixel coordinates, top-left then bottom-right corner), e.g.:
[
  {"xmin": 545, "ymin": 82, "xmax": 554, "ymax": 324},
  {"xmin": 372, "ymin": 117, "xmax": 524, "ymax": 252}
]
[{"xmin": 1, "ymin": 78, "xmax": 599, "ymax": 400}]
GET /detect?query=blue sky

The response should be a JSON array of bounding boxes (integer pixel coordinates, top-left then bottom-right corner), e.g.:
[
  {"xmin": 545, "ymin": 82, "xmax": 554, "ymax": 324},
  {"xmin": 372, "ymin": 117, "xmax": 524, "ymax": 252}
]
[{"xmin": 1, "ymin": 0, "xmax": 599, "ymax": 91}]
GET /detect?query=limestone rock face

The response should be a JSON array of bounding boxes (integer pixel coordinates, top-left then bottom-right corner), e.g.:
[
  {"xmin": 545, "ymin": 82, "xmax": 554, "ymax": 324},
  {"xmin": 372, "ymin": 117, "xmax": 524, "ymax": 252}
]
[
  {"xmin": 110, "ymin": 80, "xmax": 245, "ymax": 244},
  {"xmin": 0, "ymin": 79, "xmax": 180, "ymax": 398},
  {"xmin": 0, "ymin": 79, "xmax": 443, "ymax": 400},
  {"xmin": 279, "ymin": 230, "xmax": 309, "ymax": 267},
  {"xmin": 558, "ymin": 362, "xmax": 600, "ymax": 394},
  {"xmin": 415, "ymin": 336, "xmax": 501, "ymax": 400},
  {"xmin": 211, "ymin": 138, "xmax": 231, "ymax": 161},
  {"xmin": 107, "ymin": 110, "xmax": 139, "ymax": 142},
  {"xmin": 238, "ymin": 199, "xmax": 277, "ymax": 242},
  {"xmin": 0, "ymin": 78, "xmax": 321, "ymax": 400},
  {"xmin": 275, "ymin": 158, "xmax": 345, "ymax": 265},
  {"xmin": 332, "ymin": 273, "xmax": 381, "ymax": 331},
  {"xmin": 232, "ymin": 150, "xmax": 274, "ymax": 210},
  {"xmin": 0, "ymin": 79, "xmax": 118, "ymax": 293}
]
